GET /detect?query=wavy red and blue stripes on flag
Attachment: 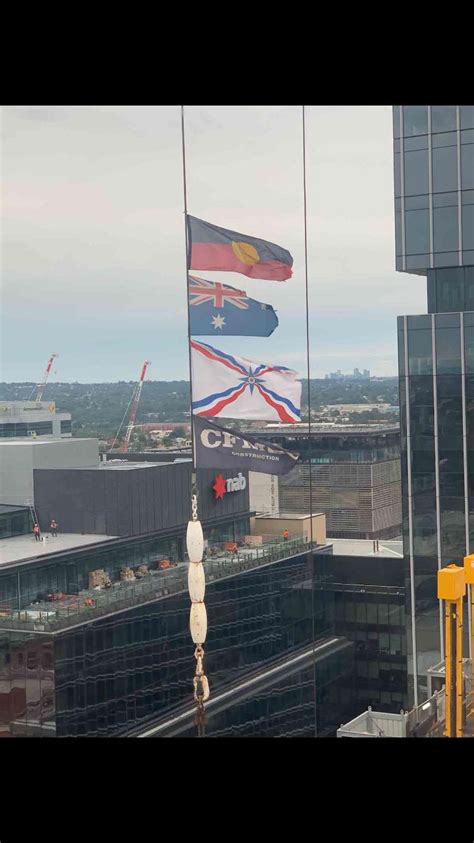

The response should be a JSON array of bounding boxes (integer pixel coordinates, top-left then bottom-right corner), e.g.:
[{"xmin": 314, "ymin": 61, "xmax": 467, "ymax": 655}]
[{"xmin": 191, "ymin": 340, "xmax": 301, "ymax": 423}]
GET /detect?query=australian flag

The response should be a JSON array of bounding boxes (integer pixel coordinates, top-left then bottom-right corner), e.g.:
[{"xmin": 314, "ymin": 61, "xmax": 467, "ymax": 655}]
[{"xmin": 188, "ymin": 275, "xmax": 278, "ymax": 337}]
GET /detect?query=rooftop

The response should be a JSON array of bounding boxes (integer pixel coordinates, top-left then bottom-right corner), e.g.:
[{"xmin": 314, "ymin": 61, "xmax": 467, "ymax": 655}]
[
  {"xmin": 66, "ymin": 461, "xmax": 176, "ymax": 471},
  {"xmin": 0, "ymin": 437, "xmax": 94, "ymax": 447},
  {"xmin": 0, "ymin": 532, "xmax": 116, "ymax": 566},
  {"xmin": 328, "ymin": 538, "xmax": 403, "ymax": 558},
  {"xmin": 256, "ymin": 512, "xmax": 324, "ymax": 521},
  {"xmin": 251, "ymin": 424, "xmax": 400, "ymax": 438},
  {"xmin": 0, "ymin": 534, "xmax": 329, "ymax": 632},
  {"xmin": 337, "ymin": 708, "xmax": 408, "ymax": 738}
]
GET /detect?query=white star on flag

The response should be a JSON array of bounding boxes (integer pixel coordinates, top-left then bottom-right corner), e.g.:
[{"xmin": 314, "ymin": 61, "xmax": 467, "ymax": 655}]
[{"xmin": 211, "ymin": 314, "xmax": 226, "ymax": 330}]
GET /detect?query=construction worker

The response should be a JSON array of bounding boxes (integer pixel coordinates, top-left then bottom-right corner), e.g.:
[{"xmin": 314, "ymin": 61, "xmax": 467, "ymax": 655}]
[
  {"xmin": 33, "ymin": 523, "xmax": 41, "ymax": 542},
  {"xmin": 50, "ymin": 519, "xmax": 58, "ymax": 537},
  {"xmin": 283, "ymin": 528, "xmax": 289, "ymax": 541}
]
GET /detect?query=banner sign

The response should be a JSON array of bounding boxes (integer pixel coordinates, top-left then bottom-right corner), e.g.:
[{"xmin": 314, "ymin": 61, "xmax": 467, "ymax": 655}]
[{"xmin": 194, "ymin": 416, "xmax": 299, "ymax": 476}]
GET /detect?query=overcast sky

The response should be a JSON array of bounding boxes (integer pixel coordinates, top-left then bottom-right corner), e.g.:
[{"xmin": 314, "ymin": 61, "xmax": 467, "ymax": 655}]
[{"xmin": 1, "ymin": 105, "xmax": 426, "ymax": 383}]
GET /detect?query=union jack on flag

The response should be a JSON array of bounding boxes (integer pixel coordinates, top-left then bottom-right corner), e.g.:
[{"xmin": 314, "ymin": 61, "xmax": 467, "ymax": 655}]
[
  {"xmin": 189, "ymin": 276, "xmax": 248, "ymax": 309},
  {"xmin": 191, "ymin": 340, "xmax": 301, "ymax": 423},
  {"xmin": 188, "ymin": 275, "xmax": 279, "ymax": 338}
]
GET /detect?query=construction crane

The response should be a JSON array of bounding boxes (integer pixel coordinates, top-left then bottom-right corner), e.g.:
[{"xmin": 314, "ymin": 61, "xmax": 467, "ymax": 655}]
[
  {"xmin": 32, "ymin": 353, "xmax": 58, "ymax": 402},
  {"xmin": 111, "ymin": 361, "xmax": 151, "ymax": 453}
]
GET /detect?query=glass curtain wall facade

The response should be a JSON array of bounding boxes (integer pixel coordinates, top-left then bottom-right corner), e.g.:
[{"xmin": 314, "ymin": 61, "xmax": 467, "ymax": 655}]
[
  {"xmin": 0, "ymin": 548, "xmax": 338, "ymax": 737},
  {"xmin": 394, "ymin": 105, "xmax": 474, "ymax": 706},
  {"xmin": 0, "ymin": 506, "xmax": 31, "ymax": 539},
  {"xmin": 394, "ymin": 105, "xmax": 474, "ymax": 273},
  {"xmin": 139, "ymin": 641, "xmax": 355, "ymax": 738},
  {"xmin": 0, "ymin": 517, "xmax": 251, "ymax": 623}
]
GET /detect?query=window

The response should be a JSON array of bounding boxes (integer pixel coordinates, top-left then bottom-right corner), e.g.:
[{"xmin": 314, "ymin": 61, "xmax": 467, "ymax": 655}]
[
  {"xmin": 61, "ymin": 420, "xmax": 72, "ymax": 433},
  {"xmin": 439, "ymin": 473, "xmax": 464, "ymax": 497},
  {"xmin": 378, "ymin": 604, "xmax": 389, "ymax": 626},
  {"xmin": 436, "ymin": 326, "xmax": 461, "ymax": 374},
  {"xmin": 394, "ymin": 152, "xmax": 401, "ymax": 198},
  {"xmin": 461, "ymin": 106, "xmax": 474, "ymax": 130},
  {"xmin": 395, "ymin": 211, "xmax": 402, "ymax": 256},
  {"xmin": 393, "ymin": 106, "xmax": 401, "ymax": 139},
  {"xmin": 404, "ymin": 149, "xmax": 429, "ymax": 195},
  {"xmin": 398, "ymin": 330, "xmax": 406, "ymax": 376},
  {"xmin": 379, "ymin": 633, "xmax": 390, "ymax": 654},
  {"xmin": 410, "ymin": 404, "xmax": 434, "ymax": 435},
  {"xmin": 366, "ymin": 603, "xmax": 377, "ymax": 625},
  {"xmin": 461, "ymin": 144, "xmax": 474, "ymax": 190},
  {"xmin": 405, "ymin": 195, "xmax": 430, "ymax": 210},
  {"xmin": 432, "ymin": 131, "xmax": 457, "ymax": 148},
  {"xmin": 412, "ymin": 474, "xmax": 435, "ymax": 494},
  {"xmin": 403, "ymin": 106, "xmax": 428, "ymax": 137},
  {"xmin": 433, "ymin": 191, "xmax": 458, "ymax": 208},
  {"xmin": 409, "ymin": 375, "xmax": 434, "ymax": 405},
  {"xmin": 433, "ymin": 206, "xmax": 459, "ymax": 254},
  {"xmin": 431, "ymin": 106, "xmax": 457, "ymax": 134},
  {"xmin": 390, "ymin": 635, "xmax": 402, "ymax": 656},
  {"xmin": 355, "ymin": 602, "xmax": 366, "ymax": 624},
  {"xmin": 408, "ymin": 330, "xmax": 433, "ymax": 375},
  {"xmin": 406, "ymin": 254, "xmax": 430, "ymax": 271},
  {"xmin": 404, "ymin": 136, "xmax": 429, "ymax": 151},
  {"xmin": 463, "ymin": 204, "xmax": 474, "ymax": 251},
  {"xmin": 464, "ymin": 326, "xmax": 474, "ymax": 374},
  {"xmin": 432, "ymin": 267, "xmax": 464, "ymax": 312},
  {"xmin": 437, "ymin": 397, "xmax": 463, "ymax": 439},
  {"xmin": 434, "ymin": 251, "xmax": 460, "ymax": 268},
  {"xmin": 405, "ymin": 208, "xmax": 430, "ymax": 254},
  {"xmin": 433, "ymin": 146, "xmax": 458, "ymax": 194}
]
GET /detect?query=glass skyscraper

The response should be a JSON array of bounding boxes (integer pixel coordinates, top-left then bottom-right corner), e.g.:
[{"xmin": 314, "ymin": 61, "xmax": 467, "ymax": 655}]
[{"xmin": 394, "ymin": 105, "xmax": 474, "ymax": 705}]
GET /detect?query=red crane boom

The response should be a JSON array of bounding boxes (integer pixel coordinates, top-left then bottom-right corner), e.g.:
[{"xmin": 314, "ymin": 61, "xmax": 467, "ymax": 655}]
[
  {"xmin": 35, "ymin": 353, "xmax": 58, "ymax": 402},
  {"xmin": 121, "ymin": 361, "xmax": 151, "ymax": 453}
]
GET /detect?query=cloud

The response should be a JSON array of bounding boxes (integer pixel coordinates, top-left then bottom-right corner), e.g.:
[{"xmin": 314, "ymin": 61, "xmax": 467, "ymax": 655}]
[{"xmin": 1, "ymin": 105, "xmax": 424, "ymax": 381}]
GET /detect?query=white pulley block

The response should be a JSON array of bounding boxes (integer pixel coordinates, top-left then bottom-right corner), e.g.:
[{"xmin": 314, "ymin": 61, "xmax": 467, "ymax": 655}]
[
  {"xmin": 186, "ymin": 519, "xmax": 204, "ymax": 563},
  {"xmin": 188, "ymin": 561, "xmax": 205, "ymax": 603},
  {"xmin": 190, "ymin": 602, "xmax": 207, "ymax": 644}
]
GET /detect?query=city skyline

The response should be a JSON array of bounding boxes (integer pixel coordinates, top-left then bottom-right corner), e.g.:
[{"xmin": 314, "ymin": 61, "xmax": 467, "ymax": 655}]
[{"xmin": 2, "ymin": 105, "xmax": 426, "ymax": 382}]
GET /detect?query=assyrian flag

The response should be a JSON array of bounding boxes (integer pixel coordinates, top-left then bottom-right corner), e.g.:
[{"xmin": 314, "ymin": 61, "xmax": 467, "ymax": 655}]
[{"xmin": 191, "ymin": 340, "xmax": 301, "ymax": 423}]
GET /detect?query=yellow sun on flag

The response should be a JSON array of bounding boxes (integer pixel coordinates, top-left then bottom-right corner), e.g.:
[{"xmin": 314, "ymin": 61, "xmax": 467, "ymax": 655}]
[{"xmin": 231, "ymin": 241, "xmax": 260, "ymax": 266}]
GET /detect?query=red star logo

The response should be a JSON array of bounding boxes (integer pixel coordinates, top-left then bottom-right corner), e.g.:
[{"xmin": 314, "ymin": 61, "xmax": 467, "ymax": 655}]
[{"xmin": 213, "ymin": 474, "xmax": 227, "ymax": 500}]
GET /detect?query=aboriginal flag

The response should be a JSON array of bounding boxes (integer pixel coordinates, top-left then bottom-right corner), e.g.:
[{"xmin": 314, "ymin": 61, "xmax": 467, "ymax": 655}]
[{"xmin": 187, "ymin": 215, "xmax": 293, "ymax": 282}]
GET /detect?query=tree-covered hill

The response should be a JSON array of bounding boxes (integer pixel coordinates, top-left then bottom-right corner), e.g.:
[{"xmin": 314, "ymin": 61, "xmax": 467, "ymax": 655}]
[{"xmin": 0, "ymin": 378, "xmax": 399, "ymax": 440}]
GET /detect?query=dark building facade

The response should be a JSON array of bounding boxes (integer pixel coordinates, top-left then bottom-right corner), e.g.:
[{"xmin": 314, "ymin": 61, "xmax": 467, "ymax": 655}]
[
  {"xmin": 0, "ymin": 505, "xmax": 30, "ymax": 540},
  {"xmin": 34, "ymin": 462, "xmax": 250, "ymax": 538},
  {"xmin": 328, "ymin": 554, "xmax": 408, "ymax": 713},
  {"xmin": 0, "ymin": 526, "xmax": 407, "ymax": 736},
  {"xmin": 0, "ymin": 544, "xmax": 350, "ymax": 737},
  {"xmin": 256, "ymin": 426, "xmax": 401, "ymax": 540},
  {"xmin": 394, "ymin": 105, "xmax": 474, "ymax": 706},
  {"xmin": 134, "ymin": 639, "xmax": 355, "ymax": 738}
]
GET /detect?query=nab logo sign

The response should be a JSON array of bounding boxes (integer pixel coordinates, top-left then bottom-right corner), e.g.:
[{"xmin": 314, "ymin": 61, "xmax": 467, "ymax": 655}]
[{"xmin": 213, "ymin": 472, "xmax": 247, "ymax": 500}]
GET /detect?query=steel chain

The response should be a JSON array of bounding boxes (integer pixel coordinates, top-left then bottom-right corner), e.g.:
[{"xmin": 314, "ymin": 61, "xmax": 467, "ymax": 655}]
[{"xmin": 188, "ymin": 487, "xmax": 209, "ymax": 736}]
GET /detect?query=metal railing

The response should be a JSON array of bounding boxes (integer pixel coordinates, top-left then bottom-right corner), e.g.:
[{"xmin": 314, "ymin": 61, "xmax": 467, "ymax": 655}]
[
  {"xmin": 406, "ymin": 688, "xmax": 446, "ymax": 737},
  {"xmin": 0, "ymin": 536, "xmax": 314, "ymax": 633}
]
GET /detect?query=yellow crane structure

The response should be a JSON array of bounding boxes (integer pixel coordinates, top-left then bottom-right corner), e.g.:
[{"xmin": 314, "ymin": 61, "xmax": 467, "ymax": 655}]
[
  {"xmin": 437, "ymin": 564, "xmax": 465, "ymax": 737},
  {"xmin": 464, "ymin": 553, "xmax": 474, "ymax": 731}
]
